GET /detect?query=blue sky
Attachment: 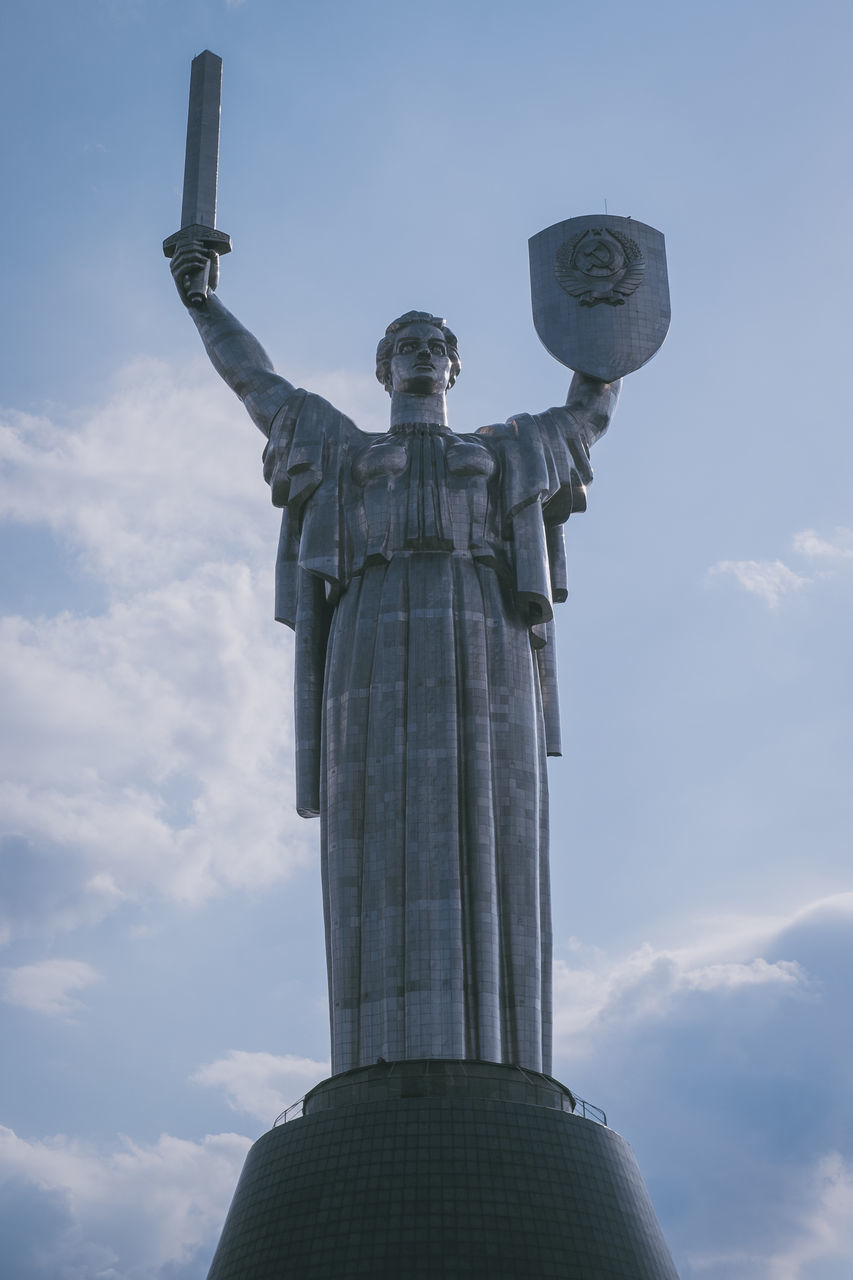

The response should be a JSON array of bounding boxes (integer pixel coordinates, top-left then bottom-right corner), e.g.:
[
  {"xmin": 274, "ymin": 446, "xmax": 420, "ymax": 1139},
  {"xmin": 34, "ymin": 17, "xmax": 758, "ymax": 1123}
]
[{"xmin": 1, "ymin": 0, "xmax": 852, "ymax": 1275}]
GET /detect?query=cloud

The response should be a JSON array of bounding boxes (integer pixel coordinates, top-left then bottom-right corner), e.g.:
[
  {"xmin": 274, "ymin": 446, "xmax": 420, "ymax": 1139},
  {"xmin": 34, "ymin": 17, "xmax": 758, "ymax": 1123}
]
[
  {"xmin": 706, "ymin": 525, "xmax": 853, "ymax": 608},
  {"xmin": 0, "ymin": 358, "xmax": 271, "ymax": 592},
  {"xmin": 191, "ymin": 1050, "xmax": 329, "ymax": 1124},
  {"xmin": 550, "ymin": 894, "xmax": 853, "ymax": 1277},
  {"xmin": 553, "ymin": 893, "xmax": 853, "ymax": 1058},
  {"xmin": 554, "ymin": 933, "xmax": 806, "ymax": 1049},
  {"xmin": 0, "ymin": 838, "xmax": 133, "ymax": 947},
  {"xmin": 0, "ymin": 361, "xmax": 321, "ymax": 938},
  {"xmin": 0, "ymin": 1125, "xmax": 250, "ymax": 1280},
  {"xmin": 706, "ymin": 558, "xmax": 809, "ymax": 607},
  {"xmin": 0, "ymin": 565, "xmax": 314, "ymax": 913},
  {"xmin": 769, "ymin": 1153, "xmax": 853, "ymax": 1279},
  {"xmin": 1, "ymin": 959, "xmax": 101, "ymax": 1017},
  {"xmin": 688, "ymin": 1153, "xmax": 853, "ymax": 1279},
  {"xmin": 793, "ymin": 527, "xmax": 853, "ymax": 561}
]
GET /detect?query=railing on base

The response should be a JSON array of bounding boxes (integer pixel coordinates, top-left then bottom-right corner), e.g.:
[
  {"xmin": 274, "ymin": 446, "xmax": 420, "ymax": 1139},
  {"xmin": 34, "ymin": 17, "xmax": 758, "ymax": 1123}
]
[
  {"xmin": 275, "ymin": 1089, "xmax": 606, "ymax": 1128},
  {"xmin": 572, "ymin": 1095, "xmax": 607, "ymax": 1126},
  {"xmin": 274, "ymin": 1098, "xmax": 304, "ymax": 1126}
]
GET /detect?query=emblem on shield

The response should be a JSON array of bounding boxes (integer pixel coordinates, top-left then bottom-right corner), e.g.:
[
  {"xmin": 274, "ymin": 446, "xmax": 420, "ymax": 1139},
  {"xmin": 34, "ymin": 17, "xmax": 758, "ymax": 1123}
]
[
  {"xmin": 529, "ymin": 214, "xmax": 670, "ymax": 381},
  {"xmin": 555, "ymin": 226, "xmax": 645, "ymax": 307}
]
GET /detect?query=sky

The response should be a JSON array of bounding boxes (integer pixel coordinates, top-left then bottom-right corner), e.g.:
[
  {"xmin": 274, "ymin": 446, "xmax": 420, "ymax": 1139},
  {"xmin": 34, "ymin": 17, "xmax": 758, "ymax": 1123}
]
[{"xmin": 1, "ymin": 0, "xmax": 852, "ymax": 1275}]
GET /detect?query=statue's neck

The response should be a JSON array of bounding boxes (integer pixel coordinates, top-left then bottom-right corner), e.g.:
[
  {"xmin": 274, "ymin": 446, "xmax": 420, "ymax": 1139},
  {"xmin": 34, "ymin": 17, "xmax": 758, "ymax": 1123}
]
[{"xmin": 389, "ymin": 390, "xmax": 448, "ymax": 430}]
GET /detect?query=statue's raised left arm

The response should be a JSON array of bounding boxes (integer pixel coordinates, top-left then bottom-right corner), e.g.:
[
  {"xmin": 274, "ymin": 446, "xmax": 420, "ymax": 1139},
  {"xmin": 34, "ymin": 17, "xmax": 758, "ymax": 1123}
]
[{"xmin": 565, "ymin": 370, "xmax": 621, "ymax": 449}]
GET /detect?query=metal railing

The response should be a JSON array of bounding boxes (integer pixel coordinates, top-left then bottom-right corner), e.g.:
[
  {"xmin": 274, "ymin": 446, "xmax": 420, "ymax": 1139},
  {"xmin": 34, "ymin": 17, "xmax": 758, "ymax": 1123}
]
[
  {"xmin": 572, "ymin": 1095, "xmax": 607, "ymax": 1126},
  {"xmin": 274, "ymin": 1098, "xmax": 304, "ymax": 1126},
  {"xmin": 274, "ymin": 1089, "xmax": 606, "ymax": 1128}
]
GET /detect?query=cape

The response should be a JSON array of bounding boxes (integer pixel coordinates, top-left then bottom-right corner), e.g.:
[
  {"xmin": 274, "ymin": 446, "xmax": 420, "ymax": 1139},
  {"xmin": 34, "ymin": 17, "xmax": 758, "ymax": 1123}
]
[{"xmin": 262, "ymin": 389, "xmax": 595, "ymax": 816}]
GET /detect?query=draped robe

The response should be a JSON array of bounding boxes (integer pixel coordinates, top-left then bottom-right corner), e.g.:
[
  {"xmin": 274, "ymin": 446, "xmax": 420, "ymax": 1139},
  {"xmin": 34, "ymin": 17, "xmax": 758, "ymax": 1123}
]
[{"xmin": 263, "ymin": 388, "xmax": 599, "ymax": 1076}]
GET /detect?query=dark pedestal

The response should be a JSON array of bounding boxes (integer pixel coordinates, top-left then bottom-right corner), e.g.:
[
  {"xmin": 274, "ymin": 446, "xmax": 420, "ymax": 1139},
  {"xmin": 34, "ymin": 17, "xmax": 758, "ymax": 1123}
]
[{"xmin": 206, "ymin": 1060, "xmax": 678, "ymax": 1279}]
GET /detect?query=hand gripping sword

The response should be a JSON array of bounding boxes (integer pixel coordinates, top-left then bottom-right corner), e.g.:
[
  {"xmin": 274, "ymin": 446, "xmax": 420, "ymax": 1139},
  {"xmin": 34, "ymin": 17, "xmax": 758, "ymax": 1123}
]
[{"xmin": 163, "ymin": 50, "xmax": 232, "ymax": 307}]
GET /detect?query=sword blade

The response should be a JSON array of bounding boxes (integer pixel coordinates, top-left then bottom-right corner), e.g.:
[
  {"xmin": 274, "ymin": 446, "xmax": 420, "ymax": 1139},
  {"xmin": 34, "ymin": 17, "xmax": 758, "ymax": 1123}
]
[{"xmin": 180, "ymin": 50, "xmax": 222, "ymax": 230}]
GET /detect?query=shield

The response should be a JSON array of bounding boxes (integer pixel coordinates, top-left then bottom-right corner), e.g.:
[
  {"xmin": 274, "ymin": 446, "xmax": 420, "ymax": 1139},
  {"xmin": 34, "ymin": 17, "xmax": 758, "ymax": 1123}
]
[{"xmin": 529, "ymin": 215, "xmax": 670, "ymax": 381}]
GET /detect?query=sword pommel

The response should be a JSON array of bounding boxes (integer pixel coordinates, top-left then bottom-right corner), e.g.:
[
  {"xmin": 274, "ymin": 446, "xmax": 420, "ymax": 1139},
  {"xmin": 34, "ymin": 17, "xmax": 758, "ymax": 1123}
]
[{"xmin": 163, "ymin": 50, "xmax": 232, "ymax": 308}]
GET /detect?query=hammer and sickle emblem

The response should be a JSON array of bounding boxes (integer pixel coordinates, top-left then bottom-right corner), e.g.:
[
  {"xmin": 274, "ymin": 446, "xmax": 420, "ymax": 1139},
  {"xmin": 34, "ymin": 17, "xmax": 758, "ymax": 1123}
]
[
  {"xmin": 574, "ymin": 231, "xmax": 625, "ymax": 278},
  {"xmin": 554, "ymin": 226, "xmax": 646, "ymax": 307}
]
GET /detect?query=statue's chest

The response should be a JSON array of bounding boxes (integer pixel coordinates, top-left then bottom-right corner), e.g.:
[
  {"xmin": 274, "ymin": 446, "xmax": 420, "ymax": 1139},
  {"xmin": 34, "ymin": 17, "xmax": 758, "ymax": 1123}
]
[{"xmin": 351, "ymin": 429, "xmax": 498, "ymax": 555}]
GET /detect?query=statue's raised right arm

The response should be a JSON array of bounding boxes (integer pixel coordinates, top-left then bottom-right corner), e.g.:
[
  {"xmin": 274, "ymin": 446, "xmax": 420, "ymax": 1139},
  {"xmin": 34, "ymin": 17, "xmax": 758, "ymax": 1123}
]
[{"xmin": 170, "ymin": 241, "xmax": 292, "ymax": 437}]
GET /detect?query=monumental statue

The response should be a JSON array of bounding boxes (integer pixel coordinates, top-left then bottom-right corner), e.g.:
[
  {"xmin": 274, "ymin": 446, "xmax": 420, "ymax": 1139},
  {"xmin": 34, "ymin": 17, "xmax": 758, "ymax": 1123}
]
[
  {"xmin": 165, "ymin": 53, "xmax": 669, "ymax": 1083},
  {"xmin": 166, "ymin": 52, "xmax": 680, "ymax": 1280}
]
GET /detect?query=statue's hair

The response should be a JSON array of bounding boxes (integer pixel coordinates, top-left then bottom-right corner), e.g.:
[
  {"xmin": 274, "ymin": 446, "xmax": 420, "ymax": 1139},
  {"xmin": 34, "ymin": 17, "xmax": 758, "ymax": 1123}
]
[{"xmin": 375, "ymin": 310, "xmax": 461, "ymax": 394}]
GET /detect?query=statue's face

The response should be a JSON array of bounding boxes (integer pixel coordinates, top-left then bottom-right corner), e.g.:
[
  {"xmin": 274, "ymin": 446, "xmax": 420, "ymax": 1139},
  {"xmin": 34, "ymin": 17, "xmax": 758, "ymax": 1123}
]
[{"xmin": 389, "ymin": 323, "xmax": 453, "ymax": 396}]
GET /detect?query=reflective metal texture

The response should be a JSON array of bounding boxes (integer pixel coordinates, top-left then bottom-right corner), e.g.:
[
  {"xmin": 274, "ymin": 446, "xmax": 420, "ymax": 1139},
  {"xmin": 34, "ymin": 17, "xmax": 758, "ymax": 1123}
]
[{"xmin": 171, "ymin": 262, "xmax": 620, "ymax": 1076}]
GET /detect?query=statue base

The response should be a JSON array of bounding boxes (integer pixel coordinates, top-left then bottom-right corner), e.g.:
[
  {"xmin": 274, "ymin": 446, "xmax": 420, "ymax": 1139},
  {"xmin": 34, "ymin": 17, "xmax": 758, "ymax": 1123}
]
[{"xmin": 205, "ymin": 1059, "xmax": 679, "ymax": 1279}]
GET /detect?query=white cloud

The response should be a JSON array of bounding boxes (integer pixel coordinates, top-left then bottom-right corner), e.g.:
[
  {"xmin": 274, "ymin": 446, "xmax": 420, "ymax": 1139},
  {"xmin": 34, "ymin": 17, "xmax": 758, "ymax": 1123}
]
[
  {"xmin": 554, "ymin": 937, "xmax": 805, "ymax": 1049},
  {"xmin": 0, "ymin": 1124, "xmax": 250, "ymax": 1280},
  {"xmin": 706, "ymin": 526, "xmax": 853, "ymax": 609},
  {"xmin": 550, "ymin": 895, "xmax": 853, "ymax": 1276},
  {"xmin": 768, "ymin": 1153, "xmax": 853, "ymax": 1279},
  {"xmin": 191, "ymin": 1050, "xmax": 329, "ymax": 1123},
  {"xmin": 551, "ymin": 893, "xmax": 853, "ymax": 1053},
  {"xmin": 0, "ymin": 361, "xmax": 322, "ymax": 935},
  {"xmin": 684, "ymin": 955, "xmax": 803, "ymax": 991},
  {"xmin": 707, "ymin": 558, "xmax": 809, "ymax": 607},
  {"xmin": 793, "ymin": 527, "xmax": 853, "ymax": 560},
  {"xmin": 0, "ymin": 565, "xmax": 314, "ymax": 912},
  {"xmin": 688, "ymin": 1152, "xmax": 853, "ymax": 1279},
  {"xmin": 1, "ymin": 959, "xmax": 101, "ymax": 1017},
  {"xmin": 0, "ymin": 358, "xmax": 270, "ymax": 591}
]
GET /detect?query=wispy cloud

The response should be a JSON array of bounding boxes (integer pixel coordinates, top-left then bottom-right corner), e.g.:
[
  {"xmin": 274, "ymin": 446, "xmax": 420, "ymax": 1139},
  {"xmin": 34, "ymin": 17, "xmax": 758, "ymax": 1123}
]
[
  {"xmin": 689, "ymin": 1152, "xmax": 853, "ymax": 1279},
  {"xmin": 1, "ymin": 959, "xmax": 101, "ymax": 1017},
  {"xmin": 0, "ymin": 358, "xmax": 270, "ymax": 591},
  {"xmin": 0, "ymin": 1125, "xmax": 250, "ymax": 1279},
  {"xmin": 706, "ymin": 558, "xmax": 809, "ymax": 607},
  {"xmin": 793, "ymin": 527, "xmax": 853, "ymax": 560},
  {"xmin": 707, "ymin": 525, "xmax": 853, "ymax": 608},
  {"xmin": 192, "ymin": 1050, "xmax": 330, "ymax": 1123},
  {"xmin": 768, "ymin": 1153, "xmax": 853, "ymax": 1279}
]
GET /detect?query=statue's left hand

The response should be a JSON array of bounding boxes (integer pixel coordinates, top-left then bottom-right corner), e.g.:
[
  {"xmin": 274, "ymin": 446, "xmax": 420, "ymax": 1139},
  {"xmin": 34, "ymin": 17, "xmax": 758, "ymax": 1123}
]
[{"xmin": 566, "ymin": 371, "xmax": 621, "ymax": 446}]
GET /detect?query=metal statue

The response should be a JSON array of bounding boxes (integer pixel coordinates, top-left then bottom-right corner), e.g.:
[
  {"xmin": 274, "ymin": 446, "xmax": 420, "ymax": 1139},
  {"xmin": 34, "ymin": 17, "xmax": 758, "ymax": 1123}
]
[{"xmin": 166, "ymin": 53, "xmax": 668, "ymax": 1077}]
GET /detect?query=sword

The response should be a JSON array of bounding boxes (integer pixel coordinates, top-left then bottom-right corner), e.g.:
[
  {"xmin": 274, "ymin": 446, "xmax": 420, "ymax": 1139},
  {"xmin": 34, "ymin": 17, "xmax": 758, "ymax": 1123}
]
[{"xmin": 163, "ymin": 50, "xmax": 232, "ymax": 307}]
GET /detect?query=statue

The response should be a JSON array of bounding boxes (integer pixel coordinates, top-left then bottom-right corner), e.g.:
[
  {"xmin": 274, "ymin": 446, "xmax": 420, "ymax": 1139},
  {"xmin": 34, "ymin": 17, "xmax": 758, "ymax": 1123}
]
[
  {"xmin": 165, "ymin": 55, "xmax": 668, "ymax": 1080},
  {"xmin": 163, "ymin": 58, "xmax": 682, "ymax": 1280},
  {"xmin": 170, "ymin": 255, "xmax": 618, "ymax": 1075}
]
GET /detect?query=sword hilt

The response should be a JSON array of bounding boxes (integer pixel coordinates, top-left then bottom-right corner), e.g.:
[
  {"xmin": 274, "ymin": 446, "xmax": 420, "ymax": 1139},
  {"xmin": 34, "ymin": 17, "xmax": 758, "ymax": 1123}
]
[{"xmin": 163, "ymin": 223, "xmax": 232, "ymax": 308}]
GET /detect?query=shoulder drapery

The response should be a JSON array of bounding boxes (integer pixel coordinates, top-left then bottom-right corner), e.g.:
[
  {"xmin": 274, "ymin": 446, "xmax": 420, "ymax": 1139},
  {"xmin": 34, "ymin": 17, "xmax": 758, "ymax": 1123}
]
[
  {"xmin": 262, "ymin": 389, "xmax": 597, "ymax": 816},
  {"xmin": 478, "ymin": 405, "xmax": 593, "ymax": 612},
  {"xmin": 263, "ymin": 389, "xmax": 363, "ymax": 816},
  {"xmin": 478, "ymin": 407, "xmax": 594, "ymax": 761},
  {"xmin": 263, "ymin": 388, "xmax": 364, "ymax": 627}
]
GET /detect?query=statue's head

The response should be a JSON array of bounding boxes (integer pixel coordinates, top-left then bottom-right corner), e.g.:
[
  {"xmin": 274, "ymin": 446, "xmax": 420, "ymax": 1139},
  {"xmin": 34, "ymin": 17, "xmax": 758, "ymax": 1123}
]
[{"xmin": 375, "ymin": 311, "xmax": 461, "ymax": 396}]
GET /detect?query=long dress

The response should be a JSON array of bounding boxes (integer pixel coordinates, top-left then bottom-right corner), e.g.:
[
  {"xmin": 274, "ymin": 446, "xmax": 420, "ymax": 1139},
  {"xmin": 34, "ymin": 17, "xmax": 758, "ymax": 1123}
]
[{"xmin": 262, "ymin": 387, "xmax": 602, "ymax": 1076}]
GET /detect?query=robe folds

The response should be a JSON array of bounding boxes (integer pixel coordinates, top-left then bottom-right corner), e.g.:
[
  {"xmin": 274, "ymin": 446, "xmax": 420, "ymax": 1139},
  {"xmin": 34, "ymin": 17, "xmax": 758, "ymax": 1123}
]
[{"xmin": 263, "ymin": 388, "xmax": 598, "ymax": 1075}]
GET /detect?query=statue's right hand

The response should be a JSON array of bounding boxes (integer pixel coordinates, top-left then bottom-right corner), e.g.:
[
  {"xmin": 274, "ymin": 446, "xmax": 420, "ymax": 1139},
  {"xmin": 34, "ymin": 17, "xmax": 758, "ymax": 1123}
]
[{"xmin": 169, "ymin": 240, "xmax": 220, "ymax": 307}]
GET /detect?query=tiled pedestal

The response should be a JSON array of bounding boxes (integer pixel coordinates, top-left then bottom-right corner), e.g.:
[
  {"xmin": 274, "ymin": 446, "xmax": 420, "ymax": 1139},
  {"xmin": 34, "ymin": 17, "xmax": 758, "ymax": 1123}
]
[{"xmin": 206, "ymin": 1060, "xmax": 678, "ymax": 1279}]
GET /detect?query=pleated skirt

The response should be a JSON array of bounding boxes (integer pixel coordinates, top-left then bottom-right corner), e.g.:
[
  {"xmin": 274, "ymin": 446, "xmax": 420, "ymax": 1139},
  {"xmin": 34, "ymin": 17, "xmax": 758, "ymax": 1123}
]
[{"xmin": 321, "ymin": 551, "xmax": 552, "ymax": 1075}]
